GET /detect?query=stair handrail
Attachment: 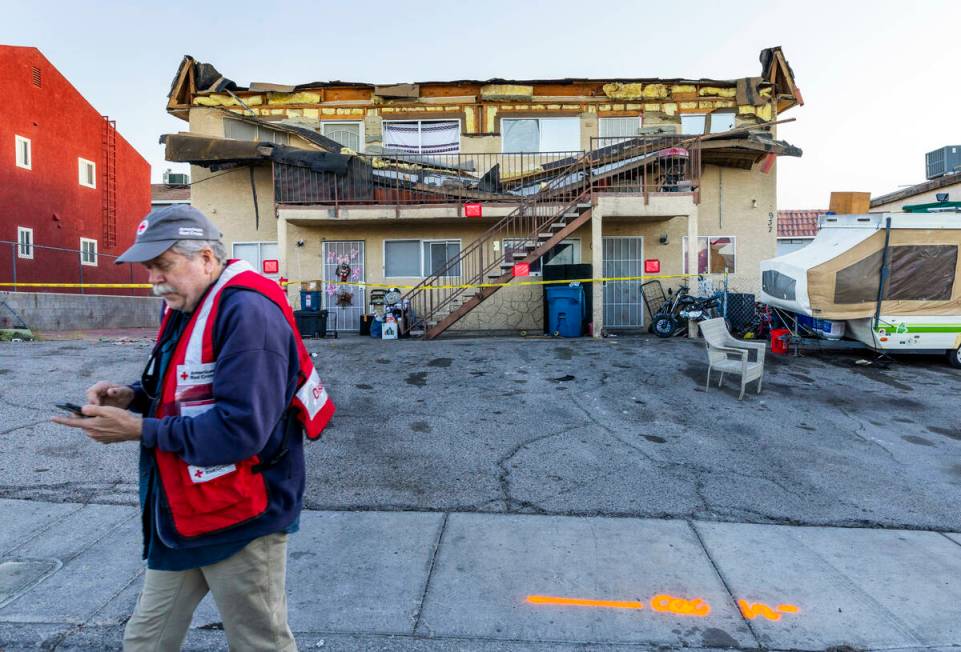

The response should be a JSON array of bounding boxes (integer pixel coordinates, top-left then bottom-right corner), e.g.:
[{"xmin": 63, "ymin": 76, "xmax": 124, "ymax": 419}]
[
  {"xmin": 401, "ymin": 151, "xmax": 595, "ymax": 328},
  {"xmin": 402, "ymin": 134, "xmax": 705, "ymax": 332}
]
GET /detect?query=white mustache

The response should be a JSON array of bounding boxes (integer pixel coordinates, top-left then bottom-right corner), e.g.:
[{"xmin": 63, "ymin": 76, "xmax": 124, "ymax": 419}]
[{"xmin": 152, "ymin": 284, "xmax": 176, "ymax": 296}]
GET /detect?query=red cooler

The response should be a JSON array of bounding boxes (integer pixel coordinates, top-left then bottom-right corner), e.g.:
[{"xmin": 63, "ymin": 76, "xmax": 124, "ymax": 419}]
[{"xmin": 770, "ymin": 328, "xmax": 790, "ymax": 355}]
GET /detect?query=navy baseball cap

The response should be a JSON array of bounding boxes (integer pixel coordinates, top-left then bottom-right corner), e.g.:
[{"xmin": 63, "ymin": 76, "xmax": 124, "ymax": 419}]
[{"xmin": 116, "ymin": 205, "xmax": 222, "ymax": 264}]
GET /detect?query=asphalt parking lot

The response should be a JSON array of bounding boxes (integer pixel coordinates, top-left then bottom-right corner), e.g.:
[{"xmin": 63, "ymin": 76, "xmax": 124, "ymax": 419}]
[{"xmin": 2, "ymin": 333, "xmax": 960, "ymax": 531}]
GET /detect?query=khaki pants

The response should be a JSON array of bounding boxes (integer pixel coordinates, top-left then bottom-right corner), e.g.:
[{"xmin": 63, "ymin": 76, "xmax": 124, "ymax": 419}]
[{"xmin": 123, "ymin": 532, "xmax": 296, "ymax": 652}]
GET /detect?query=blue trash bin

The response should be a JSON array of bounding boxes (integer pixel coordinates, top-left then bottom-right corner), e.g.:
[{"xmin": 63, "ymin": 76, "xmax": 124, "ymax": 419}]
[
  {"xmin": 300, "ymin": 290, "xmax": 322, "ymax": 311},
  {"xmin": 546, "ymin": 285, "xmax": 585, "ymax": 337}
]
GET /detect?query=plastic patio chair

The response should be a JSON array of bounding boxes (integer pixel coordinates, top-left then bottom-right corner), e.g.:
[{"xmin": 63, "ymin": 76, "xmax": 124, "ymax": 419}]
[{"xmin": 698, "ymin": 317, "xmax": 766, "ymax": 400}]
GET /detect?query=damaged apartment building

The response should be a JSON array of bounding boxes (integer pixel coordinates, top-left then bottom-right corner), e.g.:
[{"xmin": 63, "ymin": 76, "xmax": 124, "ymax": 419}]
[{"xmin": 162, "ymin": 47, "xmax": 802, "ymax": 338}]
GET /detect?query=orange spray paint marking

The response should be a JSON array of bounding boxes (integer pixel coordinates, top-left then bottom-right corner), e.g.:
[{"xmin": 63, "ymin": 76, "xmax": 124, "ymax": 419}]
[
  {"xmin": 650, "ymin": 594, "xmax": 711, "ymax": 617},
  {"xmin": 526, "ymin": 595, "xmax": 644, "ymax": 610},
  {"xmin": 738, "ymin": 600, "xmax": 800, "ymax": 621}
]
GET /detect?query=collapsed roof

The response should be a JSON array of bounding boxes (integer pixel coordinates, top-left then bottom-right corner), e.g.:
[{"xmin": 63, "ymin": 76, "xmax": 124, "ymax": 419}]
[{"xmin": 166, "ymin": 47, "xmax": 803, "ymax": 119}]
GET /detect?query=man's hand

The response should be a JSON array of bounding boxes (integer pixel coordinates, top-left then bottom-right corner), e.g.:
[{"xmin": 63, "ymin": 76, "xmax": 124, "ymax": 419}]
[
  {"xmin": 51, "ymin": 405, "xmax": 143, "ymax": 444},
  {"xmin": 86, "ymin": 381, "xmax": 135, "ymax": 409}
]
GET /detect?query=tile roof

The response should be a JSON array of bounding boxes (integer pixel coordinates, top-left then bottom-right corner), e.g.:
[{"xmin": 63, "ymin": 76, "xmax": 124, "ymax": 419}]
[
  {"xmin": 777, "ymin": 209, "xmax": 824, "ymax": 238},
  {"xmin": 151, "ymin": 184, "xmax": 190, "ymax": 203}
]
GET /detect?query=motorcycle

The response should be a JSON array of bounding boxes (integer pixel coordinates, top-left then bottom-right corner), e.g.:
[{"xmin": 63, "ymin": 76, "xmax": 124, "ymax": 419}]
[{"xmin": 652, "ymin": 287, "xmax": 723, "ymax": 338}]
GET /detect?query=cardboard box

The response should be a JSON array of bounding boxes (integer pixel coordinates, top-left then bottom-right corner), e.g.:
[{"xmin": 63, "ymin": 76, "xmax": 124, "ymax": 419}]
[{"xmin": 829, "ymin": 192, "xmax": 871, "ymax": 215}]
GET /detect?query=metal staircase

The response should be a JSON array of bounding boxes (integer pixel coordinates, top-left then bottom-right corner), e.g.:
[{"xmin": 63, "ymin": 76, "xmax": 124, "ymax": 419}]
[{"xmin": 402, "ymin": 154, "xmax": 594, "ymax": 340}]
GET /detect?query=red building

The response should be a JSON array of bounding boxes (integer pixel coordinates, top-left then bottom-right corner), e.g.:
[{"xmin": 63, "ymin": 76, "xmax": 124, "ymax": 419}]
[{"xmin": 0, "ymin": 45, "xmax": 151, "ymax": 294}]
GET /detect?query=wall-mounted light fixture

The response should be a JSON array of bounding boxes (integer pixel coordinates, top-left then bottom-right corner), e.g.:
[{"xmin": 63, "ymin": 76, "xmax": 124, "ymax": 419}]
[{"xmin": 659, "ymin": 234, "xmax": 669, "ymax": 245}]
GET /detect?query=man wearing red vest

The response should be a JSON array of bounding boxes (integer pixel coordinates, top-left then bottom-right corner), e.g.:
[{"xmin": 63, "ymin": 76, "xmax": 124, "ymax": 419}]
[{"xmin": 53, "ymin": 205, "xmax": 333, "ymax": 651}]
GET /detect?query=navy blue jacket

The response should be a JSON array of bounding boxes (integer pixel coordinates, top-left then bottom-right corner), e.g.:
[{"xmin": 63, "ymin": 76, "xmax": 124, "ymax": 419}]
[{"xmin": 132, "ymin": 287, "xmax": 304, "ymax": 555}]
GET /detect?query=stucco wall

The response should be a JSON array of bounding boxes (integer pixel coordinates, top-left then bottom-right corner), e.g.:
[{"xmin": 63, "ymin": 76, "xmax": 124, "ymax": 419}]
[
  {"xmin": 188, "ymin": 108, "xmax": 278, "ymax": 255},
  {"xmin": 695, "ymin": 163, "xmax": 778, "ymax": 293}
]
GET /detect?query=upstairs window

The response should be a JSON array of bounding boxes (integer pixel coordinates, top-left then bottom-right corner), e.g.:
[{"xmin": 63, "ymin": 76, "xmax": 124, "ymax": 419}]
[
  {"xmin": 17, "ymin": 227, "xmax": 33, "ymax": 259},
  {"xmin": 681, "ymin": 112, "xmax": 736, "ymax": 135},
  {"xmin": 79, "ymin": 158, "xmax": 96, "ymax": 188},
  {"xmin": 15, "ymin": 135, "xmax": 31, "ymax": 169},
  {"xmin": 80, "ymin": 238, "xmax": 98, "ymax": 266},
  {"xmin": 321, "ymin": 122, "xmax": 363, "ymax": 151},
  {"xmin": 599, "ymin": 116, "xmax": 642, "ymax": 144},
  {"xmin": 680, "ymin": 114, "xmax": 707, "ymax": 135},
  {"xmin": 383, "ymin": 120, "xmax": 460, "ymax": 155},
  {"xmin": 709, "ymin": 112, "xmax": 736, "ymax": 133},
  {"xmin": 223, "ymin": 118, "xmax": 289, "ymax": 145},
  {"xmin": 502, "ymin": 117, "xmax": 580, "ymax": 153}
]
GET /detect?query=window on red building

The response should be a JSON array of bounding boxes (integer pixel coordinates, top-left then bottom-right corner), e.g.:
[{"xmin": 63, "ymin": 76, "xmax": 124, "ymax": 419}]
[
  {"xmin": 78, "ymin": 158, "xmax": 96, "ymax": 188},
  {"xmin": 15, "ymin": 136, "xmax": 31, "ymax": 169},
  {"xmin": 17, "ymin": 227, "xmax": 34, "ymax": 259}
]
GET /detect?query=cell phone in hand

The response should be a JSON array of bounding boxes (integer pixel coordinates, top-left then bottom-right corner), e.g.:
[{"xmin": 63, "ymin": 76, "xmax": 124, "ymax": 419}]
[{"xmin": 55, "ymin": 402, "xmax": 88, "ymax": 417}]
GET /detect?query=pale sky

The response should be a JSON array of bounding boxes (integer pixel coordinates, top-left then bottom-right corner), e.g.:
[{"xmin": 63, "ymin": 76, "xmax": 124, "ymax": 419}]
[{"xmin": 4, "ymin": 0, "xmax": 960, "ymax": 208}]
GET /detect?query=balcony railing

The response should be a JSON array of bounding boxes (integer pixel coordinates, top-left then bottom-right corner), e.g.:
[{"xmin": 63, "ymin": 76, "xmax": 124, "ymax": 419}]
[{"xmin": 273, "ymin": 135, "xmax": 701, "ymax": 208}]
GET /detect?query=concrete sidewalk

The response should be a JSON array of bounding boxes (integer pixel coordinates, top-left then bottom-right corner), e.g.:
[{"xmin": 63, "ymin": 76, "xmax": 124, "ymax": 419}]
[{"xmin": 2, "ymin": 499, "xmax": 961, "ymax": 651}]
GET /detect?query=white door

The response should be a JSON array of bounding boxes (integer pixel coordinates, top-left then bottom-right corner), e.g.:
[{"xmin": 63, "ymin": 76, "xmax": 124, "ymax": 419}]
[
  {"xmin": 603, "ymin": 237, "xmax": 645, "ymax": 328},
  {"xmin": 322, "ymin": 241, "xmax": 365, "ymax": 332}
]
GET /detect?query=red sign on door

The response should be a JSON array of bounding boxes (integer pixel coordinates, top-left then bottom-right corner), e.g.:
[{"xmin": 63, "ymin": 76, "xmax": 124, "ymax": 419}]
[
  {"xmin": 464, "ymin": 202, "xmax": 483, "ymax": 218},
  {"xmin": 263, "ymin": 259, "xmax": 279, "ymax": 274},
  {"xmin": 644, "ymin": 259, "xmax": 660, "ymax": 274},
  {"xmin": 513, "ymin": 262, "xmax": 530, "ymax": 277}
]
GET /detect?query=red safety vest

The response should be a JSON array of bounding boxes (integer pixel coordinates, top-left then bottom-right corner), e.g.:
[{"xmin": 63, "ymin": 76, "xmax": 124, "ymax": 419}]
[{"xmin": 152, "ymin": 260, "xmax": 334, "ymax": 538}]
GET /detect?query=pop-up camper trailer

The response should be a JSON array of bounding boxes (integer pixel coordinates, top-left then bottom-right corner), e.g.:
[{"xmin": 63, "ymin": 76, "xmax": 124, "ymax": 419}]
[{"xmin": 760, "ymin": 212, "xmax": 961, "ymax": 367}]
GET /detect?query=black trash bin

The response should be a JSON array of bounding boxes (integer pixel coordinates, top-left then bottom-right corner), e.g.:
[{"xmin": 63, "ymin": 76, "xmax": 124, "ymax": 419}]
[{"xmin": 294, "ymin": 309, "xmax": 328, "ymax": 338}]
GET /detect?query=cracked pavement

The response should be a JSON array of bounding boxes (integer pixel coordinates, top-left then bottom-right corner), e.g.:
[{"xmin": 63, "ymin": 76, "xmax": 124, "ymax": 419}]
[
  {"xmin": 4, "ymin": 334, "xmax": 961, "ymax": 651},
  {"xmin": 2, "ymin": 334, "xmax": 960, "ymax": 530}
]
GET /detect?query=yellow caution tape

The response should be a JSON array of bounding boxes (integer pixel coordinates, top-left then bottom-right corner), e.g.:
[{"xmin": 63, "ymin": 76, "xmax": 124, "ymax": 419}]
[
  {"xmin": 288, "ymin": 273, "xmax": 714, "ymax": 291},
  {"xmin": 0, "ymin": 273, "xmax": 716, "ymax": 292},
  {"xmin": 0, "ymin": 283, "xmax": 152, "ymax": 289}
]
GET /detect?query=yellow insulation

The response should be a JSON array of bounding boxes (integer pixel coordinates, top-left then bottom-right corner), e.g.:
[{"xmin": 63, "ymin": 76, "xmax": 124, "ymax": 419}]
[
  {"xmin": 480, "ymin": 84, "xmax": 533, "ymax": 99},
  {"xmin": 267, "ymin": 92, "xmax": 321, "ymax": 105},
  {"xmin": 602, "ymin": 83, "xmax": 644, "ymax": 99},
  {"xmin": 698, "ymin": 87, "xmax": 736, "ymax": 98}
]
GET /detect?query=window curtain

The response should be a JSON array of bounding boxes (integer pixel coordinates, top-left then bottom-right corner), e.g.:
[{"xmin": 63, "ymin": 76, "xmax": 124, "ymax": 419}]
[
  {"xmin": 383, "ymin": 122, "xmax": 422, "ymax": 153},
  {"xmin": 385, "ymin": 121, "xmax": 460, "ymax": 154},
  {"xmin": 502, "ymin": 119, "xmax": 540, "ymax": 153}
]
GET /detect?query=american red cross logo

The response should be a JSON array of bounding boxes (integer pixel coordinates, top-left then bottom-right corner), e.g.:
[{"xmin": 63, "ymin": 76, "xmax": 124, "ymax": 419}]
[
  {"xmin": 194, "ymin": 470, "xmax": 204, "ymax": 478},
  {"xmin": 180, "ymin": 371, "xmax": 189, "ymax": 381},
  {"xmin": 312, "ymin": 386, "xmax": 322, "ymax": 400}
]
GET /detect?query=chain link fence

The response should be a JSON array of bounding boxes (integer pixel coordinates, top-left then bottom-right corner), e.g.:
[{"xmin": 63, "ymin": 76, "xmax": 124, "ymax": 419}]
[
  {"xmin": 0, "ymin": 241, "xmax": 150, "ymax": 296},
  {"xmin": 690, "ymin": 274, "xmax": 764, "ymax": 337}
]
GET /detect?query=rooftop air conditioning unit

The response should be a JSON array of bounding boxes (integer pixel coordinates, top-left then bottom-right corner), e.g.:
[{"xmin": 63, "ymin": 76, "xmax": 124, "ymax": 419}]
[
  {"xmin": 163, "ymin": 170, "xmax": 190, "ymax": 186},
  {"xmin": 925, "ymin": 146, "xmax": 961, "ymax": 180}
]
